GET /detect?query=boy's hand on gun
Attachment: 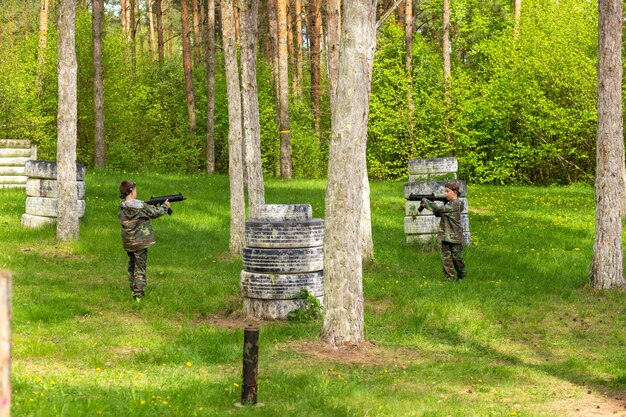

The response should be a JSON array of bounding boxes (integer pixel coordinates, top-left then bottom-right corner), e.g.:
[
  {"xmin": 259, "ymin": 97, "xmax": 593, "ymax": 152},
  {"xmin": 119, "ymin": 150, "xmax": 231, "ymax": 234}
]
[{"xmin": 164, "ymin": 199, "xmax": 171, "ymax": 209}]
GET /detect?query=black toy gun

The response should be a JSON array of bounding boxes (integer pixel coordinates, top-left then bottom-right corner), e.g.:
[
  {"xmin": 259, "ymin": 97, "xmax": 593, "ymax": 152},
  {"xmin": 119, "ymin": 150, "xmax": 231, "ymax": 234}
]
[
  {"xmin": 408, "ymin": 194, "xmax": 447, "ymax": 213},
  {"xmin": 146, "ymin": 193, "xmax": 186, "ymax": 215}
]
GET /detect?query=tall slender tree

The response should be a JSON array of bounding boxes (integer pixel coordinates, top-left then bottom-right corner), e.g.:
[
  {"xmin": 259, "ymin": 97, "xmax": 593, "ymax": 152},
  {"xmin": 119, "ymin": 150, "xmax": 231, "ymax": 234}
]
[
  {"xmin": 321, "ymin": 0, "xmax": 377, "ymax": 347},
  {"xmin": 591, "ymin": 0, "xmax": 626, "ymax": 289},
  {"xmin": 93, "ymin": 0, "xmax": 105, "ymax": 169},
  {"xmin": 36, "ymin": 0, "xmax": 50, "ymax": 95},
  {"xmin": 240, "ymin": 0, "xmax": 265, "ymax": 218},
  {"xmin": 155, "ymin": 0, "xmax": 164, "ymax": 62},
  {"xmin": 148, "ymin": 0, "xmax": 157, "ymax": 60},
  {"xmin": 191, "ymin": 0, "xmax": 202, "ymax": 65},
  {"xmin": 308, "ymin": 0, "xmax": 322, "ymax": 134},
  {"xmin": 513, "ymin": 0, "xmax": 522, "ymax": 40},
  {"xmin": 57, "ymin": 0, "xmax": 79, "ymax": 242},
  {"xmin": 277, "ymin": 0, "xmax": 292, "ymax": 179},
  {"xmin": 181, "ymin": 0, "xmax": 196, "ymax": 134},
  {"xmin": 294, "ymin": 0, "xmax": 303, "ymax": 96},
  {"xmin": 221, "ymin": 0, "xmax": 246, "ymax": 253},
  {"xmin": 442, "ymin": 0, "xmax": 451, "ymax": 144},
  {"xmin": 327, "ymin": 0, "xmax": 340, "ymax": 116},
  {"xmin": 204, "ymin": 0, "xmax": 216, "ymax": 173}
]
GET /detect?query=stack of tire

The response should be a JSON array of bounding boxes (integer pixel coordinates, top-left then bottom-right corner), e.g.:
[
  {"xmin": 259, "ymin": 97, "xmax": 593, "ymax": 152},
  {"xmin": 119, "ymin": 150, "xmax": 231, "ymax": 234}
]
[
  {"xmin": 404, "ymin": 158, "xmax": 472, "ymax": 246},
  {"xmin": 241, "ymin": 204, "xmax": 324, "ymax": 320},
  {"xmin": 0, "ymin": 139, "xmax": 37, "ymax": 189},
  {"xmin": 21, "ymin": 160, "xmax": 86, "ymax": 228}
]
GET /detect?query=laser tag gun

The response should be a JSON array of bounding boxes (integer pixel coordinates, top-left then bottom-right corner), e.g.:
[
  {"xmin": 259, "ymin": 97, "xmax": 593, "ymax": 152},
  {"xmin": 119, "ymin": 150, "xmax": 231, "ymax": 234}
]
[
  {"xmin": 146, "ymin": 193, "xmax": 186, "ymax": 215},
  {"xmin": 408, "ymin": 193, "xmax": 448, "ymax": 213}
]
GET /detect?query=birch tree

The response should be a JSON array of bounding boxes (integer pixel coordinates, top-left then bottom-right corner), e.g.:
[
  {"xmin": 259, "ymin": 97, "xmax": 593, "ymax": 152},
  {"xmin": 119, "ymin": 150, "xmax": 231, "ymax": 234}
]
[
  {"xmin": 240, "ymin": 0, "xmax": 265, "ymax": 218},
  {"xmin": 93, "ymin": 0, "xmax": 105, "ymax": 169},
  {"xmin": 57, "ymin": 0, "xmax": 79, "ymax": 242},
  {"xmin": 590, "ymin": 0, "xmax": 626, "ymax": 289},
  {"xmin": 221, "ymin": 0, "xmax": 246, "ymax": 253},
  {"xmin": 321, "ymin": 0, "xmax": 377, "ymax": 346}
]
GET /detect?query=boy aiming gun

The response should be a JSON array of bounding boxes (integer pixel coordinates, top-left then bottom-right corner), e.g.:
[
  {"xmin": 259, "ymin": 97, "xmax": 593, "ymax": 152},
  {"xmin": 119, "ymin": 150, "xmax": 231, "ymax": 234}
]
[
  {"xmin": 118, "ymin": 180, "xmax": 171, "ymax": 301},
  {"xmin": 420, "ymin": 181, "xmax": 467, "ymax": 281}
]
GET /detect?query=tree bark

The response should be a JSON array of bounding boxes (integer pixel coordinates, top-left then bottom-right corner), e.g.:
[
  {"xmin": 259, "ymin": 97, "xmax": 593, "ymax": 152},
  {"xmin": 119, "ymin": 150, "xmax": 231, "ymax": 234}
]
[
  {"xmin": 57, "ymin": 0, "xmax": 79, "ymax": 242},
  {"xmin": 121, "ymin": 0, "xmax": 128, "ymax": 32},
  {"xmin": 36, "ymin": 0, "xmax": 50, "ymax": 95},
  {"xmin": 513, "ymin": 0, "xmax": 522, "ymax": 40},
  {"xmin": 192, "ymin": 0, "xmax": 202, "ymax": 66},
  {"xmin": 321, "ymin": 0, "xmax": 377, "ymax": 347},
  {"xmin": 327, "ymin": 0, "xmax": 340, "ymax": 116},
  {"xmin": 93, "ymin": 0, "xmax": 105, "ymax": 169},
  {"xmin": 277, "ymin": 0, "xmax": 292, "ymax": 179},
  {"xmin": 240, "ymin": 0, "xmax": 265, "ymax": 218},
  {"xmin": 204, "ymin": 0, "xmax": 216, "ymax": 173},
  {"xmin": 287, "ymin": 1, "xmax": 296, "ymax": 94},
  {"xmin": 591, "ymin": 0, "xmax": 626, "ymax": 289},
  {"xmin": 442, "ymin": 0, "xmax": 451, "ymax": 144},
  {"xmin": 221, "ymin": 0, "xmax": 246, "ymax": 253},
  {"xmin": 294, "ymin": 0, "xmax": 303, "ymax": 96},
  {"xmin": 155, "ymin": 0, "xmax": 164, "ymax": 62},
  {"xmin": 181, "ymin": 0, "xmax": 197, "ymax": 134},
  {"xmin": 308, "ymin": 0, "xmax": 322, "ymax": 134},
  {"xmin": 267, "ymin": 0, "xmax": 281, "ymax": 153},
  {"xmin": 405, "ymin": 0, "xmax": 414, "ymax": 145},
  {"xmin": 148, "ymin": 0, "xmax": 157, "ymax": 60}
]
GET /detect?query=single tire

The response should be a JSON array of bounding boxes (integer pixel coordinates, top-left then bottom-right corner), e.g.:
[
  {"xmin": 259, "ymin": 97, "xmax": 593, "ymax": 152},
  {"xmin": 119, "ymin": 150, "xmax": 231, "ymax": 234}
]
[
  {"xmin": 404, "ymin": 214, "xmax": 470, "ymax": 234},
  {"xmin": 0, "ymin": 148, "xmax": 31, "ymax": 158},
  {"xmin": 408, "ymin": 172, "xmax": 457, "ymax": 182},
  {"xmin": 25, "ymin": 197, "xmax": 86, "ymax": 218},
  {"xmin": 26, "ymin": 178, "xmax": 86, "ymax": 199},
  {"xmin": 254, "ymin": 204, "xmax": 313, "ymax": 221},
  {"xmin": 240, "ymin": 270, "xmax": 324, "ymax": 299},
  {"xmin": 243, "ymin": 246, "xmax": 324, "ymax": 273},
  {"xmin": 0, "ymin": 156, "xmax": 31, "ymax": 167},
  {"xmin": 24, "ymin": 160, "xmax": 86, "ymax": 181},
  {"xmin": 245, "ymin": 219, "xmax": 324, "ymax": 248},
  {"xmin": 21, "ymin": 213, "xmax": 55, "ymax": 228},
  {"xmin": 404, "ymin": 180, "xmax": 467, "ymax": 200},
  {"xmin": 0, "ymin": 139, "xmax": 30, "ymax": 149},
  {"xmin": 0, "ymin": 175, "xmax": 28, "ymax": 184},
  {"xmin": 408, "ymin": 157, "xmax": 458, "ymax": 175},
  {"xmin": 0, "ymin": 166, "xmax": 25, "ymax": 176},
  {"xmin": 405, "ymin": 198, "xmax": 468, "ymax": 216},
  {"xmin": 243, "ymin": 296, "xmax": 324, "ymax": 320}
]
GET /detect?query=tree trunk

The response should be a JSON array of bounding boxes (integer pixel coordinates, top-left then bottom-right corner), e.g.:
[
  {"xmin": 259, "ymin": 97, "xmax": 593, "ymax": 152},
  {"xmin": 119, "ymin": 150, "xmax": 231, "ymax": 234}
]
[
  {"xmin": 277, "ymin": 0, "xmax": 292, "ymax": 179},
  {"xmin": 513, "ymin": 0, "xmax": 522, "ymax": 40},
  {"xmin": 327, "ymin": 0, "xmax": 340, "ymax": 116},
  {"xmin": 181, "ymin": 0, "xmax": 197, "ymax": 134},
  {"xmin": 591, "ymin": 0, "xmax": 626, "ymax": 289},
  {"xmin": 0, "ymin": 271, "xmax": 11, "ymax": 417},
  {"xmin": 121, "ymin": 0, "xmax": 128, "ymax": 32},
  {"xmin": 148, "ymin": 0, "xmax": 157, "ymax": 60},
  {"xmin": 308, "ymin": 0, "xmax": 321, "ymax": 134},
  {"xmin": 442, "ymin": 0, "xmax": 451, "ymax": 144},
  {"xmin": 93, "ymin": 0, "xmax": 105, "ymax": 169},
  {"xmin": 221, "ymin": 0, "xmax": 246, "ymax": 253},
  {"xmin": 287, "ymin": 1, "xmax": 296, "ymax": 94},
  {"xmin": 204, "ymin": 0, "xmax": 216, "ymax": 173},
  {"xmin": 294, "ymin": 0, "xmax": 303, "ymax": 96},
  {"xmin": 36, "ymin": 0, "xmax": 49, "ymax": 95},
  {"xmin": 155, "ymin": 0, "xmax": 164, "ymax": 62},
  {"xmin": 267, "ymin": 0, "xmax": 281, "ymax": 155},
  {"xmin": 192, "ymin": 0, "xmax": 202, "ymax": 66},
  {"xmin": 240, "ymin": 0, "xmax": 265, "ymax": 218},
  {"xmin": 405, "ymin": 0, "xmax": 414, "ymax": 146},
  {"xmin": 321, "ymin": 0, "xmax": 376, "ymax": 347},
  {"xmin": 57, "ymin": 0, "xmax": 79, "ymax": 242},
  {"xmin": 130, "ymin": 0, "xmax": 136, "ymax": 70}
]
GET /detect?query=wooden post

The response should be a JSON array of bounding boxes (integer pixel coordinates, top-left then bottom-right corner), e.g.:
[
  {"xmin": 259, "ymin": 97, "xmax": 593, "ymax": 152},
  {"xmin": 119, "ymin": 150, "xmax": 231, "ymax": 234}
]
[
  {"xmin": 241, "ymin": 326, "xmax": 259, "ymax": 405},
  {"xmin": 0, "ymin": 271, "xmax": 11, "ymax": 417}
]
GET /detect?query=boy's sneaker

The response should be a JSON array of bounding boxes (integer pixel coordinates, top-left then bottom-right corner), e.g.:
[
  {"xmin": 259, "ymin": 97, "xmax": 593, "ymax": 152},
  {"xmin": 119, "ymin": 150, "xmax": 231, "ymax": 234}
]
[{"xmin": 133, "ymin": 292, "xmax": 144, "ymax": 302}]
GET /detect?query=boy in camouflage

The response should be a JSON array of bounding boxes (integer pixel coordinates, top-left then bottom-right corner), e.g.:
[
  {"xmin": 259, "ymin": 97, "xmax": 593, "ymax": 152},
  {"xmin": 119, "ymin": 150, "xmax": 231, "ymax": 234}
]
[
  {"xmin": 118, "ymin": 180, "xmax": 170, "ymax": 301},
  {"xmin": 420, "ymin": 181, "xmax": 466, "ymax": 281}
]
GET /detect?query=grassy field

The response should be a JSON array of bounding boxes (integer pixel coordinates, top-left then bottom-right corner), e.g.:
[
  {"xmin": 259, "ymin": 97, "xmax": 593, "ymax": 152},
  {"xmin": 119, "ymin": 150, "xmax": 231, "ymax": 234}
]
[{"xmin": 1, "ymin": 171, "xmax": 625, "ymax": 417}]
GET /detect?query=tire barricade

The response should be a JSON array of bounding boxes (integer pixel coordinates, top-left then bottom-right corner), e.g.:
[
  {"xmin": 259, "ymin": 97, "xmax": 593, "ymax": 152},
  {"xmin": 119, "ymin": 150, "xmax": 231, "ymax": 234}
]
[
  {"xmin": 21, "ymin": 160, "xmax": 86, "ymax": 228},
  {"xmin": 241, "ymin": 204, "xmax": 324, "ymax": 320},
  {"xmin": 404, "ymin": 158, "xmax": 472, "ymax": 246},
  {"xmin": 0, "ymin": 139, "xmax": 37, "ymax": 188}
]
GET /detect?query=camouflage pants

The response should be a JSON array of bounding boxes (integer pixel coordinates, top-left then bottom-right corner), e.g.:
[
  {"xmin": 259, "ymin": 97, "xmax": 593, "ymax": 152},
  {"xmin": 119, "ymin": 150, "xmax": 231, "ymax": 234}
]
[
  {"xmin": 127, "ymin": 249, "xmax": 148, "ymax": 297},
  {"xmin": 441, "ymin": 241, "xmax": 466, "ymax": 281}
]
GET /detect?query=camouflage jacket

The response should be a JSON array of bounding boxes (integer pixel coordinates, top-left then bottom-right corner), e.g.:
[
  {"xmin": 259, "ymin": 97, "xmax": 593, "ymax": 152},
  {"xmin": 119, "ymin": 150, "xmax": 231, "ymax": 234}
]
[
  {"xmin": 422, "ymin": 198, "xmax": 464, "ymax": 244},
  {"xmin": 118, "ymin": 199, "xmax": 168, "ymax": 252}
]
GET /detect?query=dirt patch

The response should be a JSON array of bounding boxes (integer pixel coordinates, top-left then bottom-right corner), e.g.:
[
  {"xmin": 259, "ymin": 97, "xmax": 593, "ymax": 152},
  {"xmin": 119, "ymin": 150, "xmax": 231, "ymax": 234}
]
[
  {"xmin": 279, "ymin": 340, "xmax": 421, "ymax": 367},
  {"xmin": 547, "ymin": 391, "xmax": 626, "ymax": 417},
  {"xmin": 21, "ymin": 244, "xmax": 83, "ymax": 260}
]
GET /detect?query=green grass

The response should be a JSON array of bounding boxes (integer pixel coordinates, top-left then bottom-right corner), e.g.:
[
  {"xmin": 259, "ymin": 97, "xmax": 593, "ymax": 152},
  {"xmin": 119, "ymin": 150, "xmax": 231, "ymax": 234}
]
[{"xmin": 2, "ymin": 172, "xmax": 626, "ymax": 416}]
